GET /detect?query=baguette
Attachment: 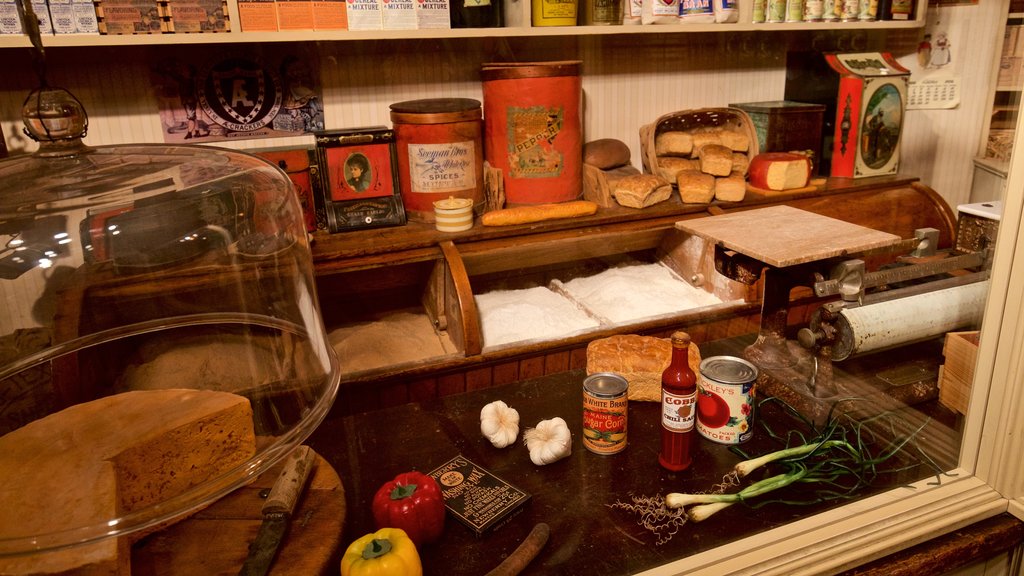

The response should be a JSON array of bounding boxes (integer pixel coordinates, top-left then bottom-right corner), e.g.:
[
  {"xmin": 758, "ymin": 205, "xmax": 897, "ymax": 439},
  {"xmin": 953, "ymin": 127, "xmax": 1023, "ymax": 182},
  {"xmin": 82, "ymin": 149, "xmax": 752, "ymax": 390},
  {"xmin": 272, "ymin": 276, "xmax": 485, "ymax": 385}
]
[{"xmin": 481, "ymin": 201, "xmax": 599, "ymax": 226}]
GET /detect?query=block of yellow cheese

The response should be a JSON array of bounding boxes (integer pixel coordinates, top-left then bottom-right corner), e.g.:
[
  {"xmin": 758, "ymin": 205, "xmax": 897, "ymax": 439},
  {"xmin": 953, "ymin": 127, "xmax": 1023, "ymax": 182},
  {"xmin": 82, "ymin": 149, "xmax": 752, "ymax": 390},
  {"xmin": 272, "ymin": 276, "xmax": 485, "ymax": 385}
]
[{"xmin": 0, "ymin": 389, "xmax": 256, "ymax": 575}]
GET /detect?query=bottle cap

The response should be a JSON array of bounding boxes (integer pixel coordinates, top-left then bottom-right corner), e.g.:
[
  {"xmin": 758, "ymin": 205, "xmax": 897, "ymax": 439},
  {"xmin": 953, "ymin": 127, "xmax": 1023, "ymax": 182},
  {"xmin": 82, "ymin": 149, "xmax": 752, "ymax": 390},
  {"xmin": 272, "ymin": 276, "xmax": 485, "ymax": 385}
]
[{"xmin": 671, "ymin": 331, "xmax": 691, "ymax": 346}]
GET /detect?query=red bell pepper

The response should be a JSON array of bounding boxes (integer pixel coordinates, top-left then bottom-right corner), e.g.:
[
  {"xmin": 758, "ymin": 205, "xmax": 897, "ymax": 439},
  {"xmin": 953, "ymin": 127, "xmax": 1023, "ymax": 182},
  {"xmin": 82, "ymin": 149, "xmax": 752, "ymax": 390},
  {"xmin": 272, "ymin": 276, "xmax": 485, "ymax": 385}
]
[{"xmin": 371, "ymin": 471, "xmax": 446, "ymax": 546}]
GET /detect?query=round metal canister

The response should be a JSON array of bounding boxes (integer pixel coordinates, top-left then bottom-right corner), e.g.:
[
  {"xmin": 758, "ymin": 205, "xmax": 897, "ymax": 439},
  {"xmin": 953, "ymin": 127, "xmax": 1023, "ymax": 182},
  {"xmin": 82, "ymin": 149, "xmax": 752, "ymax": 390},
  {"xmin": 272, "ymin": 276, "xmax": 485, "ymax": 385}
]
[
  {"xmin": 582, "ymin": 372, "xmax": 628, "ymax": 454},
  {"xmin": 481, "ymin": 61, "xmax": 582, "ymax": 205},
  {"xmin": 389, "ymin": 98, "xmax": 484, "ymax": 223},
  {"xmin": 696, "ymin": 356, "xmax": 758, "ymax": 445}
]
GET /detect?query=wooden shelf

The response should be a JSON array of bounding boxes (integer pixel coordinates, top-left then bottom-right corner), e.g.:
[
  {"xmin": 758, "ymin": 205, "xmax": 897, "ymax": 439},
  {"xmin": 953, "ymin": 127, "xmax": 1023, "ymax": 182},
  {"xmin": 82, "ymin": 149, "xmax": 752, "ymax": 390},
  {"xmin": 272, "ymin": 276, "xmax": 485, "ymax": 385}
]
[{"xmin": 0, "ymin": 17, "xmax": 925, "ymax": 48}]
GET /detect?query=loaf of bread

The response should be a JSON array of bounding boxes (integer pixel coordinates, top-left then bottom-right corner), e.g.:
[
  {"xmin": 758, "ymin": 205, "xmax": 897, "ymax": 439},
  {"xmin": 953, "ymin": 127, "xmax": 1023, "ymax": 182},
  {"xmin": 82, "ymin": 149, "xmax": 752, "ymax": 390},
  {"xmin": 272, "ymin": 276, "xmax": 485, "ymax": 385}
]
[
  {"xmin": 0, "ymin": 390, "xmax": 256, "ymax": 575},
  {"xmin": 731, "ymin": 152, "xmax": 749, "ymax": 175},
  {"xmin": 584, "ymin": 138, "xmax": 632, "ymax": 170},
  {"xmin": 586, "ymin": 334, "xmax": 702, "ymax": 401},
  {"xmin": 613, "ymin": 174, "xmax": 672, "ymax": 209},
  {"xmin": 656, "ymin": 156, "xmax": 700, "ymax": 182},
  {"xmin": 690, "ymin": 130, "xmax": 722, "ymax": 153},
  {"xmin": 698, "ymin": 144, "xmax": 733, "ymax": 177},
  {"xmin": 677, "ymin": 170, "xmax": 715, "ymax": 204},
  {"xmin": 481, "ymin": 200, "xmax": 598, "ymax": 226},
  {"xmin": 654, "ymin": 131, "xmax": 693, "ymax": 156},
  {"xmin": 715, "ymin": 172, "xmax": 747, "ymax": 202},
  {"xmin": 719, "ymin": 129, "xmax": 750, "ymax": 152}
]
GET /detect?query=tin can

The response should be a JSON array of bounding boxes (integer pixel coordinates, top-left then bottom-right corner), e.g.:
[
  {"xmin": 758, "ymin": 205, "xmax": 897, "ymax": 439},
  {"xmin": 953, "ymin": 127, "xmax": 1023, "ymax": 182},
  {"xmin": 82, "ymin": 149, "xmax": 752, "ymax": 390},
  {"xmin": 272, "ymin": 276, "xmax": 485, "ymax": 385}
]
[
  {"xmin": 751, "ymin": 0, "xmax": 766, "ymax": 22},
  {"xmin": 389, "ymin": 98, "xmax": 484, "ymax": 223},
  {"xmin": 804, "ymin": 0, "xmax": 824, "ymax": 20},
  {"xmin": 481, "ymin": 61, "xmax": 582, "ymax": 205},
  {"xmin": 785, "ymin": 0, "xmax": 803, "ymax": 22},
  {"xmin": 822, "ymin": 0, "xmax": 839, "ymax": 20},
  {"xmin": 582, "ymin": 372, "xmax": 628, "ymax": 454},
  {"xmin": 766, "ymin": 0, "xmax": 785, "ymax": 22},
  {"xmin": 858, "ymin": 0, "xmax": 877, "ymax": 20},
  {"xmin": 696, "ymin": 356, "xmax": 758, "ymax": 445},
  {"xmin": 840, "ymin": 0, "xmax": 859, "ymax": 20}
]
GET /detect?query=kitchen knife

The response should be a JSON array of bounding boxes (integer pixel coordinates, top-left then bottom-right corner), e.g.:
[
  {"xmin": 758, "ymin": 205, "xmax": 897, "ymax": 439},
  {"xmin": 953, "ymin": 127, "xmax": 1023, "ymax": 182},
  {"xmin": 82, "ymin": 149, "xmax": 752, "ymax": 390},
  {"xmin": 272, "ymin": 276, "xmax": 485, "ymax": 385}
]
[{"xmin": 238, "ymin": 445, "xmax": 317, "ymax": 576}]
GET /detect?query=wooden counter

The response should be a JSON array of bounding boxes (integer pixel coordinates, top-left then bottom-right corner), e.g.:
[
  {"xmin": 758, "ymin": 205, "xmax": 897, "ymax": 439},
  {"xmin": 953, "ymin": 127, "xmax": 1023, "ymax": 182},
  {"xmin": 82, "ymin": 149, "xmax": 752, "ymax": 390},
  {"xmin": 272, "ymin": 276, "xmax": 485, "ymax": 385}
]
[{"xmin": 308, "ymin": 335, "xmax": 967, "ymax": 575}]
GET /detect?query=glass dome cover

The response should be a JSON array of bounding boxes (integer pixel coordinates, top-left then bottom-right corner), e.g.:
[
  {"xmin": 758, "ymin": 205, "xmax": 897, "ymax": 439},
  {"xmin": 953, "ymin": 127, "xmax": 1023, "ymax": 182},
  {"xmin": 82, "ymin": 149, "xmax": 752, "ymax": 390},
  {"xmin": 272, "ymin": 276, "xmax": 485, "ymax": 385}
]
[{"xmin": 0, "ymin": 87, "xmax": 340, "ymax": 572}]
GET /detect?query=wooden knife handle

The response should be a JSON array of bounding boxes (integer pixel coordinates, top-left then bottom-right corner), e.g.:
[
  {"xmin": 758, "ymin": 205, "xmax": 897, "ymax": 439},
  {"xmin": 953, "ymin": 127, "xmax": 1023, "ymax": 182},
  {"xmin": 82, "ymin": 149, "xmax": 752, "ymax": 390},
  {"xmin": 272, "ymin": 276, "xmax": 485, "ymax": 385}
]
[{"xmin": 263, "ymin": 445, "xmax": 316, "ymax": 516}]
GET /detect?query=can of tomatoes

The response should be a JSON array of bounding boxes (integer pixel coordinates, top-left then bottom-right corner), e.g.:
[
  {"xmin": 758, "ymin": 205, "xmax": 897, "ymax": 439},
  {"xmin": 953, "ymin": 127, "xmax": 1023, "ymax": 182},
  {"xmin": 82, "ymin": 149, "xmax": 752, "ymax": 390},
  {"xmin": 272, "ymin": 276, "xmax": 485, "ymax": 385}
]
[
  {"xmin": 582, "ymin": 372, "xmax": 628, "ymax": 454},
  {"xmin": 696, "ymin": 356, "xmax": 758, "ymax": 445}
]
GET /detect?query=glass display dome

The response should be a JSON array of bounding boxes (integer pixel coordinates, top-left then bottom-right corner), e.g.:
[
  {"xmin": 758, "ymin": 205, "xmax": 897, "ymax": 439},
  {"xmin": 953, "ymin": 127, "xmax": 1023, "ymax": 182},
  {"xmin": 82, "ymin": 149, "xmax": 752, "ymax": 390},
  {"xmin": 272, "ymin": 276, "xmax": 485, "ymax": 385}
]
[{"xmin": 0, "ymin": 87, "xmax": 340, "ymax": 573}]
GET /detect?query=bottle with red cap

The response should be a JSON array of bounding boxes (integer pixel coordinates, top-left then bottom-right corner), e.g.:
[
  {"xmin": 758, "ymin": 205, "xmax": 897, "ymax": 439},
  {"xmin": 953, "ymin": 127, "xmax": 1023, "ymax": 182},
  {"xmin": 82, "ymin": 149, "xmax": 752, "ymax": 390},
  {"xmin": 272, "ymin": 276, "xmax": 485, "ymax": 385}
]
[{"xmin": 659, "ymin": 331, "xmax": 698, "ymax": 471}]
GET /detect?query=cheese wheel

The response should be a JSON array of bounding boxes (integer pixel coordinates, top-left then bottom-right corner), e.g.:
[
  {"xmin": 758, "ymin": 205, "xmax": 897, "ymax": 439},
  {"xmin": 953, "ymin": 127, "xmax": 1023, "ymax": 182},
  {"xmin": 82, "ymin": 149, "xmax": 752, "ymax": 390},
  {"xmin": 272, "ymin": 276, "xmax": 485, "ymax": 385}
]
[
  {"xmin": 0, "ymin": 390, "xmax": 256, "ymax": 575},
  {"xmin": 748, "ymin": 152, "xmax": 811, "ymax": 191}
]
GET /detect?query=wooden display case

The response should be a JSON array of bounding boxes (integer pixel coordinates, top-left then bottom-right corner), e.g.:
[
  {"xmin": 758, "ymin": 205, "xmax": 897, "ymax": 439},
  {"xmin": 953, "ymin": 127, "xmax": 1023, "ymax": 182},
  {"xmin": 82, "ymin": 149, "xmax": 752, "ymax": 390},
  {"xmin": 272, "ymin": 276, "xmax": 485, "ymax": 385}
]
[{"xmin": 313, "ymin": 174, "xmax": 956, "ymax": 414}]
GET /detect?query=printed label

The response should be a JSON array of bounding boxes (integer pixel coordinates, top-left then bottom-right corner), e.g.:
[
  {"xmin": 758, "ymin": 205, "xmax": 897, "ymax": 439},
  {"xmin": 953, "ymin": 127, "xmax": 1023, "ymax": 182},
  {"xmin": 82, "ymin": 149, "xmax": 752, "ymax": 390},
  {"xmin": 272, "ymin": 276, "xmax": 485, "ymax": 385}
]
[
  {"xmin": 661, "ymin": 390, "xmax": 696, "ymax": 432},
  {"xmin": 409, "ymin": 141, "xmax": 476, "ymax": 194},
  {"xmin": 680, "ymin": 0, "xmax": 711, "ymax": 17},
  {"xmin": 506, "ymin": 105, "xmax": 564, "ymax": 179},
  {"xmin": 696, "ymin": 375, "xmax": 755, "ymax": 444},
  {"xmin": 583, "ymin": 392, "xmax": 627, "ymax": 454}
]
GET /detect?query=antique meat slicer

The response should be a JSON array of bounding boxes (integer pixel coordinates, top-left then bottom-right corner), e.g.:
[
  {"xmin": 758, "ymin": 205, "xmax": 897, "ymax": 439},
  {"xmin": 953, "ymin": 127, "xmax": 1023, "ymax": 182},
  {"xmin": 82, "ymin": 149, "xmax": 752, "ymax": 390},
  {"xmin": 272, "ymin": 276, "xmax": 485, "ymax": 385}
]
[{"xmin": 678, "ymin": 203, "xmax": 995, "ymax": 427}]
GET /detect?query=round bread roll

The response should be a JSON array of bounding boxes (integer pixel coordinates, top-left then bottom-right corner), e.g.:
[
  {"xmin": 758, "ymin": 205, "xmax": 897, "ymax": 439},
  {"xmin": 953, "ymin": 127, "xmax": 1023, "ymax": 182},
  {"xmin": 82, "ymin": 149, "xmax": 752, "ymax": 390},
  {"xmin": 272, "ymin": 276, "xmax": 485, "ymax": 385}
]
[{"xmin": 584, "ymin": 138, "xmax": 632, "ymax": 170}]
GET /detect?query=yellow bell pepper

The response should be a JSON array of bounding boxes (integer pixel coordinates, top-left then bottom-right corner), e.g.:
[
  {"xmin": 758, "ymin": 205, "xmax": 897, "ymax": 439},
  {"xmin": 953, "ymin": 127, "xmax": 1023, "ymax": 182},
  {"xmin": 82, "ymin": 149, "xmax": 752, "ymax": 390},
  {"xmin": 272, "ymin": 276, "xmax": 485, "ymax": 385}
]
[{"xmin": 340, "ymin": 527, "xmax": 423, "ymax": 576}]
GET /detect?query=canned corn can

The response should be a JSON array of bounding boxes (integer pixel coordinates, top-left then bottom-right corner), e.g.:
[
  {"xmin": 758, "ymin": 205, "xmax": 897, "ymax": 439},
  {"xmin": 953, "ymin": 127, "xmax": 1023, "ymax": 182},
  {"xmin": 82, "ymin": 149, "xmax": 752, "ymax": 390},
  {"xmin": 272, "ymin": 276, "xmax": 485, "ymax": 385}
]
[
  {"xmin": 696, "ymin": 356, "xmax": 758, "ymax": 445},
  {"xmin": 582, "ymin": 372, "xmax": 628, "ymax": 454}
]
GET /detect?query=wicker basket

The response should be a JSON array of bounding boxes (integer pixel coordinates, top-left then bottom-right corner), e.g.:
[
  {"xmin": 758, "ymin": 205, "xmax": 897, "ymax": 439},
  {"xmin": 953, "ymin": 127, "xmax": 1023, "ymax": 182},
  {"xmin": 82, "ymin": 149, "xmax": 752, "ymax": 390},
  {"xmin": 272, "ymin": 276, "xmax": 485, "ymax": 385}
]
[{"xmin": 639, "ymin": 107, "xmax": 760, "ymax": 179}]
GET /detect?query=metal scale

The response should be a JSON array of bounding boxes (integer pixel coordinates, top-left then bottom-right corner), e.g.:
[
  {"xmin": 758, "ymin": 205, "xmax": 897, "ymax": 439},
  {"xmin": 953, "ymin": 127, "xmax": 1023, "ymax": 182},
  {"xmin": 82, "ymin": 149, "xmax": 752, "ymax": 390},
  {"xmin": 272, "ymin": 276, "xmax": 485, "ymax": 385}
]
[{"xmin": 678, "ymin": 205, "xmax": 995, "ymax": 426}]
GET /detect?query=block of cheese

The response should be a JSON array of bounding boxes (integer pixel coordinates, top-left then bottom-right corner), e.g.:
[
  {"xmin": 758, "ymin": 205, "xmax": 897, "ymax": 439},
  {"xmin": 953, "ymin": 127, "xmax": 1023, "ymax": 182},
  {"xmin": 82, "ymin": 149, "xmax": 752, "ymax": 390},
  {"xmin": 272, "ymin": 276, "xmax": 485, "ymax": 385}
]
[
  {"xmin": 748, "ymin": 152, "xmax": 812, "ymax": 191},
  {"xmin": 612, "ymin": 174, "xmax": 672, "ymax": 209},
  {"xmin": 654, "ymin": 131, "xmax": 693, "ymax": 156},
  {"xmin": 0, "ymin": 389, "xmax": 256, "ymax": 575},
  {"xmin": 586, "ymin": 334, "xmax": 701, "ymax": 401},
  {"xmin": 715, "ymin": 172, "xmax": 747, "ymax": 202},
  {"xmin": 656, "ymin": 156, "xmax": 700, "ymax": 182},
  {"xmin": 677, "ymin": 170, "xmax": 715, "ymax": 204},
  {"xmin": 697, "ymin": 144, "xmax": 733, "ymax": 177}
]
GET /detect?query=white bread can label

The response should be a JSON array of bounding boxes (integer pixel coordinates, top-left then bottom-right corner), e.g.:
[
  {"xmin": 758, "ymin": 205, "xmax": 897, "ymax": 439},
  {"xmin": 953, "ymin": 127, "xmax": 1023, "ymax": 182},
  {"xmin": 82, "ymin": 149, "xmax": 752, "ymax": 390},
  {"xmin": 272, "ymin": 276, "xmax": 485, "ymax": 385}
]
[
  {"xmin": 661, "ymin": 390, "xmax": 696, "ymax": 432},
  {"xmin": 409, "ymin": 141, "xmax": 477, "ymax": 194}
]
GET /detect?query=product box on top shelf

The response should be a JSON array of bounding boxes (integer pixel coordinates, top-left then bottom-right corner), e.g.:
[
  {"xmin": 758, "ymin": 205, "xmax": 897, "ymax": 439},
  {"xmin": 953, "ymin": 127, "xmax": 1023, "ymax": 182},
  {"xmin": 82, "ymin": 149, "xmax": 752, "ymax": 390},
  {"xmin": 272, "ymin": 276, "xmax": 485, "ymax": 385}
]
[{"xmin": 784, "ymin": 51, "xmax": 909, "ymax": 179}]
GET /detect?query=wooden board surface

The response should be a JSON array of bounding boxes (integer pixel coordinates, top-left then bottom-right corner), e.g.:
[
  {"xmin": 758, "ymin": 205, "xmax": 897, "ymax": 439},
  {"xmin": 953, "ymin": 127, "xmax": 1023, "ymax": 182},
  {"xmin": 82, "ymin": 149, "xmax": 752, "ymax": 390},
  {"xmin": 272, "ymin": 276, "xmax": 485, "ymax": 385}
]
[
  {"xmin": 675, "ymin": 205, "xmax": 903, "ymax": 268},
  {"xmin": 131, "ymin": 451, "xmax": 345, "ymax": 576}
]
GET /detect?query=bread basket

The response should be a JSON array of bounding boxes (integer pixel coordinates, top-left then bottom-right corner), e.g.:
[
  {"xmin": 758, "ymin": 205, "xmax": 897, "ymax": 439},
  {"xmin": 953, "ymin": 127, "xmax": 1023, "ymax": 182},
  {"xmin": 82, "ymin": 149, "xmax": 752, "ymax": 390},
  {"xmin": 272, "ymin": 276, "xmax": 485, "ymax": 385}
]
[{"xmin": 639, "ymin": 107, "xmax": 760, "ymax": 177}]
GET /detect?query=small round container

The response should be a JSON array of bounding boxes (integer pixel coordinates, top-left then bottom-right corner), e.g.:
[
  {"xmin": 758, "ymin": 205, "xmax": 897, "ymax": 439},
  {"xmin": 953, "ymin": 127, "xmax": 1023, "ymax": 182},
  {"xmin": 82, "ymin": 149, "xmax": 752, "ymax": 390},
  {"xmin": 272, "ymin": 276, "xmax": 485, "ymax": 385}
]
[
  {"xmin": 696, "ymin": 356, "xmax": 758, "ymax": 445},
  {"xmin": 433, "ymin": 196, "xmax": 474, "ymax": 232},
  {"xmin": 582, "ymin": 372, "xmax": 628, "ymax": 454},
  {"xmin": 389, "ymin": 98, "xmax": 484, "ymax": 223}
]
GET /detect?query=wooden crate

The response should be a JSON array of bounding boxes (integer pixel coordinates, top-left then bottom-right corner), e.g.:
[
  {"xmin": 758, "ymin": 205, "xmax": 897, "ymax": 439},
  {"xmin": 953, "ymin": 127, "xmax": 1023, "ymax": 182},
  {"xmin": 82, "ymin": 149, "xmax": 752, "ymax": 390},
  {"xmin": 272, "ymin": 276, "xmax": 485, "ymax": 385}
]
[{"xmin": 938, "ymin": 330, "xmax": 980, "ymax": 415}]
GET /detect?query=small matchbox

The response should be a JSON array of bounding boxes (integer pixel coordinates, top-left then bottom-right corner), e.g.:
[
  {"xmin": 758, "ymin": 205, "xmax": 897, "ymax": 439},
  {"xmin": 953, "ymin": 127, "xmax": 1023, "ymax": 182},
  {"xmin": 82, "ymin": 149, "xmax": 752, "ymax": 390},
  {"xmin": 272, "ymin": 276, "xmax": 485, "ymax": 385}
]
[{"xmin": 428, "ymin": 454, "xmax": 530, "ymax": 535}]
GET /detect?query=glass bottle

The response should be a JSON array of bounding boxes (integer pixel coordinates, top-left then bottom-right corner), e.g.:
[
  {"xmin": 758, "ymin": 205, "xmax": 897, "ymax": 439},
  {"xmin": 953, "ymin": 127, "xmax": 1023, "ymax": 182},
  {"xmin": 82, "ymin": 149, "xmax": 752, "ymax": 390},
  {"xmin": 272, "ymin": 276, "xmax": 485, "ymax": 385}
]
[
  {"xmin": 659, "ymin": 331, "xmax": 697, "ymax": 471},
  {"xmin": 450, "ymin": 0, "xmax": 504, "ymax": 28}
]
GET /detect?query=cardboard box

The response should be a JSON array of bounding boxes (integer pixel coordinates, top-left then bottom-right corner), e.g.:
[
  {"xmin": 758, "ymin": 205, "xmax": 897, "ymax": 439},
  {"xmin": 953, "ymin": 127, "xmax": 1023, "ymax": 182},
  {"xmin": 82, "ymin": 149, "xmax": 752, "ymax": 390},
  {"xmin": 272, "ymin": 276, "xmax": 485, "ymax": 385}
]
[{"xmin": 938, "ymin": 330, "xmax": 979, "ymax": 415}]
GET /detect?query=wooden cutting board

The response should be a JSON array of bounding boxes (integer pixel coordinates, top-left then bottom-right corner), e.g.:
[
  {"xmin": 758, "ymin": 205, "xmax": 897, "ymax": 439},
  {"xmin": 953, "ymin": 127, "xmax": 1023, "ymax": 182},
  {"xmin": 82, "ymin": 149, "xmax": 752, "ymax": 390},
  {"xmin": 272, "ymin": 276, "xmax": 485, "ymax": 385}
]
[
  {"xmin": 131, "ymin": 450, "xmax": 345, "ymax": 576},
  {"xmin": 676, "ymin": 205, "xmax": 903, "ymax": 268}
]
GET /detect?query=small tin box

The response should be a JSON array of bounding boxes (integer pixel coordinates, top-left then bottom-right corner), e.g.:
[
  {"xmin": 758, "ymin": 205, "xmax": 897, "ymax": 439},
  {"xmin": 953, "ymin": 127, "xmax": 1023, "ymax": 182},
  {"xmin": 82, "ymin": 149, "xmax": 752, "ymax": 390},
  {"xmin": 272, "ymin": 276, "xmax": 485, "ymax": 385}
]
[{"xmin": 730, "ymin": 100, "xmax": 825, "ymax": 170}]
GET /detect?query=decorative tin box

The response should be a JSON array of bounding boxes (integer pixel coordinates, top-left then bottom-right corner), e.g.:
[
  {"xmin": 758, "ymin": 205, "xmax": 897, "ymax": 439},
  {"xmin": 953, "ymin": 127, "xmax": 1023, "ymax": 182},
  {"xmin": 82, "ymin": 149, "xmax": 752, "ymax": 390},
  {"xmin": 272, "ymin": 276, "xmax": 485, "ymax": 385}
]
[
  {"xmin": 729, "ymin": 100, "xmax": 825, "ymax": 169},
  {"xmin": 785, "ymin": 51, "xmax": 910, "ymax": 178}
]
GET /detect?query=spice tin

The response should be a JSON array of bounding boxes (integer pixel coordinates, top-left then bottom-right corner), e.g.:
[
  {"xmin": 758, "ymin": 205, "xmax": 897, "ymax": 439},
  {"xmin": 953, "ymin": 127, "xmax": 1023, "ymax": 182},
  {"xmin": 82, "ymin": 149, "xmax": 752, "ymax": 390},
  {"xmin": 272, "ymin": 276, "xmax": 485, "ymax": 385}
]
[
  {"xmin": 582, "ymin": 372, "xmax": 628, "ymax": 454},
  {"xmin": 696, "ymin": 356, "xmax": 757, "ymax": 445},
  {"xmin": 389, "ymin": 98, "xmax": 484, "ymax": 223},
  {"xmin": 481, "ymin": 61, "xmax": 582, "ymax": 205}
]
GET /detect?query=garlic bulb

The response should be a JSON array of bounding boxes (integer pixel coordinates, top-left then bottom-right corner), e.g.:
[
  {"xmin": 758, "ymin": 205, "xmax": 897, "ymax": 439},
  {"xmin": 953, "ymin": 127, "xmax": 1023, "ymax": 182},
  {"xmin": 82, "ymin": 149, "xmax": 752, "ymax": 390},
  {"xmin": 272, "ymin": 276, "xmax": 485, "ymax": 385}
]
[
  {"xmin": 480, "ymin": 400, "xmax": 520, "ymax": 448},
  {"xmin": 523, "ymin": 417, "xmax": 572, "ymax": 465}
]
